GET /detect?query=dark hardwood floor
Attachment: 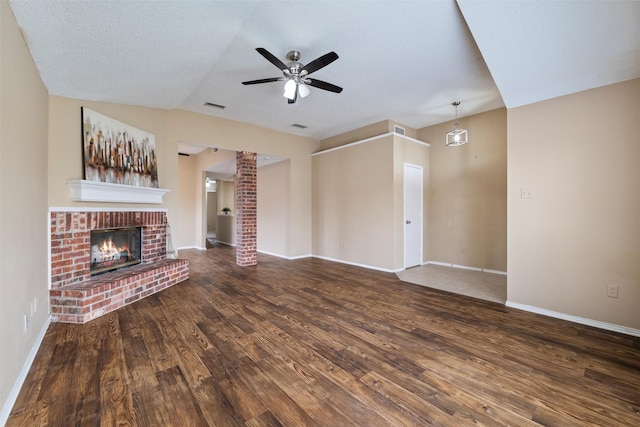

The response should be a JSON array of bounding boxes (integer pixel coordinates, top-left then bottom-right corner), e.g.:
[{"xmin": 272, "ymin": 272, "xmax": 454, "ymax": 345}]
[{"xmin": 7, "ymin": 246, "xmax": 640, "ymax": 426}]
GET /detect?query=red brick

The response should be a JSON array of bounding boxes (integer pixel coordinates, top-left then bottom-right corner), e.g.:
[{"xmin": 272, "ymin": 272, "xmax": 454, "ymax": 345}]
[
  {"xmin": 49, "ymin": 211, "xmax": 189, "ymax": 323},
  {"xmin": 91, "ymin": 298, "xmax": 111, "ymax": 310}
]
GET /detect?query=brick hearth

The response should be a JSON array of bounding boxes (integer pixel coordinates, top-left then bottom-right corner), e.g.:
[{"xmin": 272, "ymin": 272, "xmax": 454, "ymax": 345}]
[{"xmin": 49, "ymin": 210, "xmax": 189, "ymax": 323}]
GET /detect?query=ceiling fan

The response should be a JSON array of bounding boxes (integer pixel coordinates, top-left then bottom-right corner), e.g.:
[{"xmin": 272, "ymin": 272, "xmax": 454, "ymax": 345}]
[{"xmin": 242, "ymin": 48, "xmax": 343, "ymax": 104}]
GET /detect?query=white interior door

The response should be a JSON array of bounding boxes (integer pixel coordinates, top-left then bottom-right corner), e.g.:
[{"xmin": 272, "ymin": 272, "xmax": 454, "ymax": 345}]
[{"xmin": 404, "ymin": 164, "xmax": 423, "ymax": 268}]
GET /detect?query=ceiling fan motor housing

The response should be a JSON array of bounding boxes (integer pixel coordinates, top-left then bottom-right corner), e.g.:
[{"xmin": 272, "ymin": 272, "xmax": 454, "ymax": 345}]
[
  {"xmin": 286, "ymin": 51, "xmax": 304, "ymax": 75},
  {"xmin": 287, "ymin": 50, "xmax": 301, "ymax": 61}
]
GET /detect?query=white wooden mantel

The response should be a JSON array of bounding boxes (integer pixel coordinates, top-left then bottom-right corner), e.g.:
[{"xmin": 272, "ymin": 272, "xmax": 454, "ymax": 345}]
[{"xmin": 65, "ymin": 179, "xmax": 170, "ymax": 204}]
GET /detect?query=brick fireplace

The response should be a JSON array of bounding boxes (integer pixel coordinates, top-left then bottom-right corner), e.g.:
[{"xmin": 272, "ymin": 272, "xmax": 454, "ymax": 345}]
[{"xmin": 49, "ymin": 209, "xmax": 189, "ymax": 323}]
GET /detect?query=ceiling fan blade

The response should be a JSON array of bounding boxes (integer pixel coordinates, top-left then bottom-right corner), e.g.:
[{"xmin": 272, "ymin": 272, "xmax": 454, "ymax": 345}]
[
  {"xmin": 242, "ymin": 77, "xmax": 284, "ymax": 85},
  {"xmin": 302, "ymin": 51, "xmax": 339, "ymax": 75},
  {"xmin": 256, "ymin": 47, "xmax": 289, "ymax": 71},
  {"xmin": 306, "ymin": 78, "xmax": 343, "ymax": 94}
]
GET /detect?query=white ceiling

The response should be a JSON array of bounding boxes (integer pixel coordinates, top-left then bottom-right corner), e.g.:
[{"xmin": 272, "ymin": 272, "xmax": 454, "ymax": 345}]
[{"xmin": 9, "ymin": 0, "xmax": 640, "ymax": 141}]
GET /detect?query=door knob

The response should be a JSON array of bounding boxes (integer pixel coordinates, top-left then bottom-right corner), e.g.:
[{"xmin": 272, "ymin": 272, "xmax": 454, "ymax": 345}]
[{"xmin": 406, "ymin": 220, "xmax": 411, "ymax": 224}]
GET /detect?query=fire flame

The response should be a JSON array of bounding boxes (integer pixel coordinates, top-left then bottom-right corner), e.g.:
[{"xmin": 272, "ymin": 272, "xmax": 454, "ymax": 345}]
[{"xmin": 92, "ymin": 238, "xmax": 129, "ymax": 263}]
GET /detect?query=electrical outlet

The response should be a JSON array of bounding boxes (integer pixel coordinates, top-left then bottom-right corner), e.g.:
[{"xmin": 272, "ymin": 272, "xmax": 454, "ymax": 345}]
[
  {"xmin": 607, "ymin": 285, "xmax": 619, "ymax": 298},
  {"xmin": 521, "ymin": 188, "xmax": 535, "ymax": 199}
]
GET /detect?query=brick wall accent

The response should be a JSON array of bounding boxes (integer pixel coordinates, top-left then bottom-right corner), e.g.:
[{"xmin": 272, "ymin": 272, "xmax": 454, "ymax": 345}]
[
  {"xmin": 236, "ymin": 151, "xmax": 257, "ymax": 266},
  {"xmin": 49, "ymin": 210, "xmax": 189, "ymax": 324},
  {"xmin": 50, "ymin": 211, "xmax": 167, "ymax": 289},
  {"xmin": 50, "ymin": 259, "xmax": 189, "ymax": 324}
]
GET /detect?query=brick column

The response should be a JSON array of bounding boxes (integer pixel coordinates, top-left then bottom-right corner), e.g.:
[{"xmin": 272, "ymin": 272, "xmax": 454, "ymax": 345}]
[{"xmin": 235, "ymin": 151, "xmax": 257, "ymax": 266}]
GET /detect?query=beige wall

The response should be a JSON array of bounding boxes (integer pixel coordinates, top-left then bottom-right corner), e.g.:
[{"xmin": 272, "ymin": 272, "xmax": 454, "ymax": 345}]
[
  {"xmin": 47, "ymin": 100, "xmax": 316, "ymax": 256},
  {"xmin": 206, "ymin": 191, "xmax": 217, "ymax": 234},
  {"xmin": 508, "ymin": 79, "xmax": 640, "ymax": 330},
  {"xmin": 192, "ymin": 149, "xmax": 235, "ymax": 248},
  {"xmin": 392, "ymin": 136, "xmax": 431, "ymax": 267},
  {"xmin": 166, "ymin": 110, "xmax": 317, "ymax": 256},
  {"xmin": 319, "ymin": 120, "xmax": 390, "ymax": 151},
  {"xmin": 319, "ymin": 120, "xmax": 417, "ymax": 151},
  {"xmin": 193, "ymin": 150, "xmax": 216, "ymax": 249},
  {"xmin": 258, "ymin": 160, "xmax": 290, "ymax": 256},
  {"xmin": 217, "ymin": 180, "xmax": 236, "ymax": 246},
  {"xmin": 216, "ymin": 212, "xmax": 235, "ymax": 246},
  {"xmin": 417, "ymin": 108, "xmax": 507, "ymax": 271},
  {"xmin": 312, "ymin": 134, "xmax": 430, "ymax": 271},
  {"xmin": 175, "ymin": 147, "xmax": 238, "ymax": 249},
  {"xmin": 1, "ymin": 0, "xmax": 50, "ymax": 417},
  {"xmin": 179, "ymin": 146, "xmax": 278, "ymax": 250},
  {"xmin": 313, "ymin": 135, "xmax": 395, "ymax": 270},
  {"xmin": 48, "ymin": 97, "xmax": 174, "ymax": 211},
  {"xmin": 176, "ymin": 154, "xmax": 198, "ymax": 249},
  {"xmin": 218, "ymin": 180, "xmax": 235, "ymax": 216},
  {"xmin": 390, "ymin": 121, "xmax": 418, "ymax": 139}
]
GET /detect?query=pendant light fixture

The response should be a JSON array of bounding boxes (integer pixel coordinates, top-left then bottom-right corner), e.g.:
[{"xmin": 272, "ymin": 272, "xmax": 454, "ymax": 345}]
[{"xmin": 445, "ymin": 101, "xmax": 468, "ymax": 147}]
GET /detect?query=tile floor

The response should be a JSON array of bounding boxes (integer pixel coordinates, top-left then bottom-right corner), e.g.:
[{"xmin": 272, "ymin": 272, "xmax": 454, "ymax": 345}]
[{"xmin": 396, "ymin": 263, "xmax": 507, "ymax": 304}]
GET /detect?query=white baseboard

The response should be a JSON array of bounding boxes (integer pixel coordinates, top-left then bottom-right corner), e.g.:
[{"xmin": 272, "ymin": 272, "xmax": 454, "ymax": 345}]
[
  {"xmin": 257, "ymin": 249, "xmax": 290, "ymax": 259},
  {"xmin": 1, "ymin": 316, "xmax": 51, "ymax": 425},
  {"xmin": 288, "ymin": 253, "xmax": 313, "ymax": 260},
  {"xmin": 424, "ymin": 261, "xmax": 507, "ymax": 276},
  {"xmin": 312, "ymin": 255, "xmax": 401, "ymax": 273},
  {"xmin": 176, "ymin": 245, "xmax": 206, "ymax": 251},
  {"xmin": 214, "ymin": 241, "xmax": 235, "ymax": 247},
  {"xmin": 257, "ymin": 250, "xmax": 312, "ymax": 260},
  {"xmin": 506, "ymin": 301, "xmax": 640, "ymax": 337}
]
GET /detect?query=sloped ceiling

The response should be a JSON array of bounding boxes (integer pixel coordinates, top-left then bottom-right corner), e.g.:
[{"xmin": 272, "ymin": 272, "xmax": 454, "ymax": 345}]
[
  {"xmin": 457, "ymin": 0, "xmax": 640, "ymax": 109},
  {"xmin": 9, "ymin": 0, "xmax": 640, "ymax": 140}
]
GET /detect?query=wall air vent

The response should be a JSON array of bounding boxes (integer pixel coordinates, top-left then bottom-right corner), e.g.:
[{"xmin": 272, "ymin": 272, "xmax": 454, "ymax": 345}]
[
  {"xmin": 204, "ymin": 102, "xmax": 226, "ymax": 109},
  {"xmin": 291, "ymin": 123, "xmax": 308, "ymax": 129},
  {"xmin": 394, "ymin": 125, "xmax": 405, "ymax": 135}
]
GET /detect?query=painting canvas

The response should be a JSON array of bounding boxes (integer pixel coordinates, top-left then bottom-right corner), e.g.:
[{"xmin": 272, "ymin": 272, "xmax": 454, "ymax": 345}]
[{"xmin": 82, "ymin": 107, "xmax": 159, "ymax": 188}]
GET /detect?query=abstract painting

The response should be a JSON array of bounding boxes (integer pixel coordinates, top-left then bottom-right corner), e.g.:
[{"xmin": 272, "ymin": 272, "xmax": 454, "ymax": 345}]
[{"xmin": 82, "ymin": 107, "xmax": 159, "ymax": 188}]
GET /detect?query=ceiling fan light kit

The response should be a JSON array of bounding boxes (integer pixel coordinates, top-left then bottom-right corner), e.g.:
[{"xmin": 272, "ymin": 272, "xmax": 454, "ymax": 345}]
[
  {"xmin": 445, "ymin": 101, "xmax": 468, "ymax": 147},
  {"xmin": 242, "ymin": 48, "xmax": 343, "ymax": 104},
  {"xmin": 283, "ymin": 79, "xmax": 297, "ymax": 99},
  {"xmin": 297, "ymin": 82, "xmax": 310, "ymax": 98}
]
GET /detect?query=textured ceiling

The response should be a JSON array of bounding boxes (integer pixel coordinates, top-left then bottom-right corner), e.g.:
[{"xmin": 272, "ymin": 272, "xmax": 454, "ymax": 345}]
[{"xmin": 9, "ymin": 0, "xmax": 640, "ymax": 141}]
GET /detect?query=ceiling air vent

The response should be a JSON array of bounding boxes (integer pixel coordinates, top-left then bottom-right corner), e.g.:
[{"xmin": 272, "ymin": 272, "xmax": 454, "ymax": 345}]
[
  {"xmin": 291, "ymin": 123, "xmax": 307, "ymax": 129},
  {"xmin": 204, "ymin": 102, "xmax": 226, "ymax": 109},
  {"xmin": 394, "ymin": 125, "xmax": 405, "ymax": 135}
]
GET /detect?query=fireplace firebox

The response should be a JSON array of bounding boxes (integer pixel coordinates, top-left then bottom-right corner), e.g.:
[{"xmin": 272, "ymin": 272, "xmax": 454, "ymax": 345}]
[{"xmin": 90, "ymin": 227, "xmax": 142, "ymax": 275}]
